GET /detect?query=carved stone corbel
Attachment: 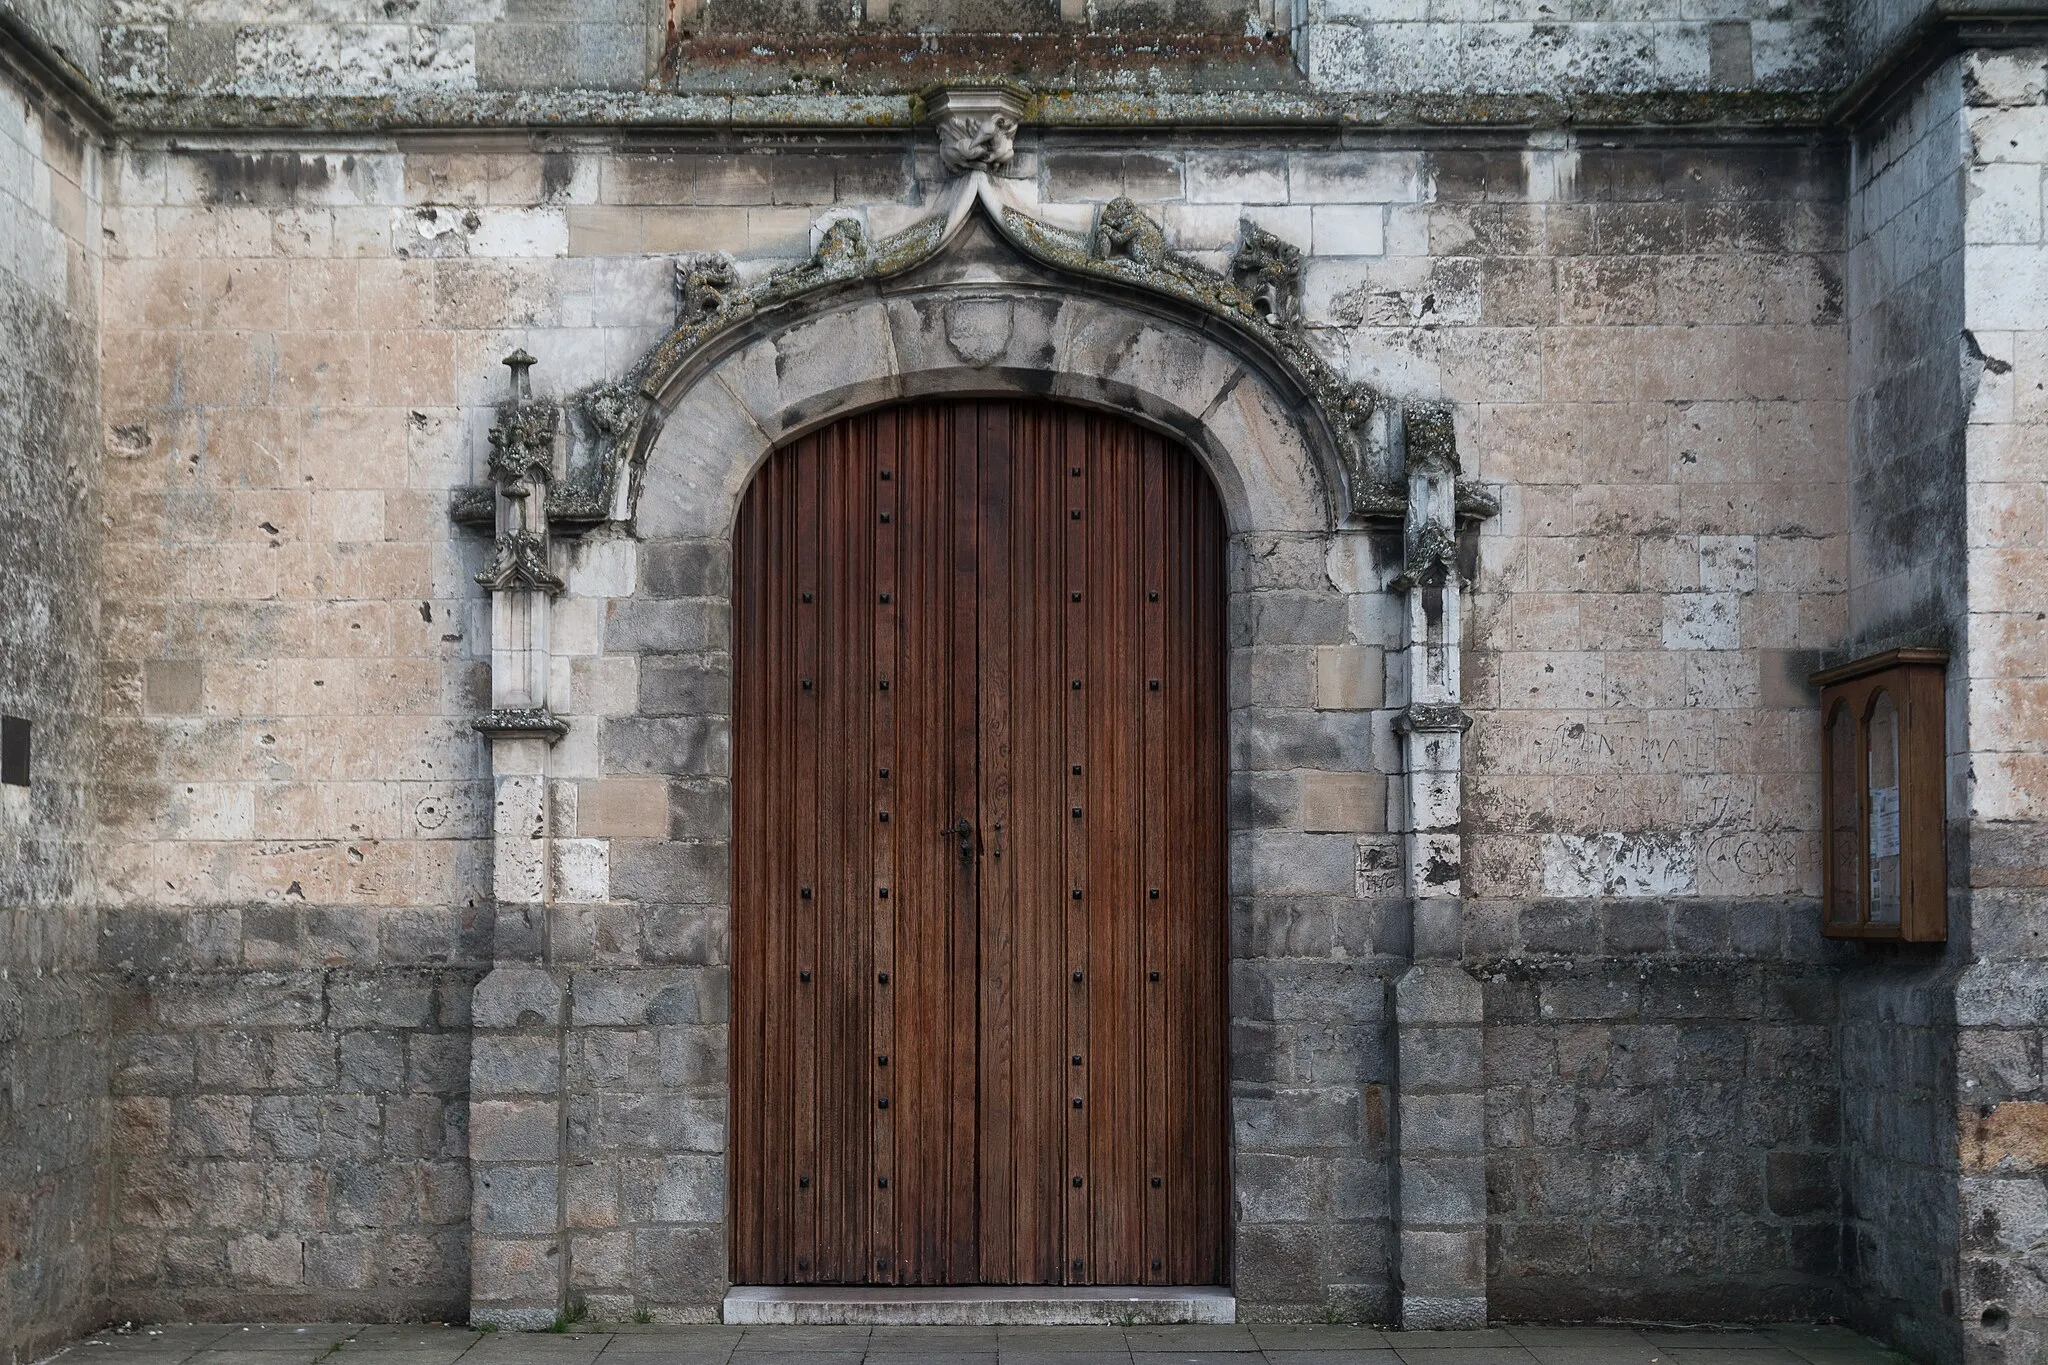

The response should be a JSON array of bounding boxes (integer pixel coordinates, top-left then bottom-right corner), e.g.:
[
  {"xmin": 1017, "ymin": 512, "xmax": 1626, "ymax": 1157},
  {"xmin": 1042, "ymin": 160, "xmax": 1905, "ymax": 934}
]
[{"xmin": 925, "ymin": 82, "xmax": 1029, "ymax": 176}]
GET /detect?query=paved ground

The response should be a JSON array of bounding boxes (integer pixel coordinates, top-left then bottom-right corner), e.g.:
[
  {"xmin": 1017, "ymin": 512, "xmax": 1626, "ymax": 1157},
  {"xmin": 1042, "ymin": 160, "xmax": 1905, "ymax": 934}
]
[{"xmin": 52, "ymin": 1322, "xmax": 1916, "ymax": 1365}]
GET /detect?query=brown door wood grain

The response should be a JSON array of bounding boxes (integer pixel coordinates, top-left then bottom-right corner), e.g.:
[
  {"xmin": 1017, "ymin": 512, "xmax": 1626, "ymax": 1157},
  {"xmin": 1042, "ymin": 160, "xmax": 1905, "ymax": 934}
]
[{"xmin": 730, "ymin": 400, "xmax": 1229, "ymax": 1288}]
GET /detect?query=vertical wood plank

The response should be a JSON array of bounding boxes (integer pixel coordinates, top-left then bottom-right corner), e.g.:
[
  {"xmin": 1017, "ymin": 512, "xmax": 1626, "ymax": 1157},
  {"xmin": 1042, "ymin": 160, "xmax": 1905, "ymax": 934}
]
[{"xmin": 1140, "ymin": 432, "xmax": 1170, "ymax": 1285}]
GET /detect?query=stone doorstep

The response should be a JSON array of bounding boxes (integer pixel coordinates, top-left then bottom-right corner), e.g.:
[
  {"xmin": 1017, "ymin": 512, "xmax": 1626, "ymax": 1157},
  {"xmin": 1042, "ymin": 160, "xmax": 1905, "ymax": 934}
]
[{"xmin": 721, "ymin": 1285, "xmax": 1237, "ymax": 1326}]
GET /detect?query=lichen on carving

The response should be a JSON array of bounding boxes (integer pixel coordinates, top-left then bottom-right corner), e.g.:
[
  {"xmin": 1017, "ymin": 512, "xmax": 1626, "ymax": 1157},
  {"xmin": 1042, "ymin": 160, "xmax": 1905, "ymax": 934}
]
[{"xmin": 675, "ymin": 253, "xmax": 739, "ymax": 328}]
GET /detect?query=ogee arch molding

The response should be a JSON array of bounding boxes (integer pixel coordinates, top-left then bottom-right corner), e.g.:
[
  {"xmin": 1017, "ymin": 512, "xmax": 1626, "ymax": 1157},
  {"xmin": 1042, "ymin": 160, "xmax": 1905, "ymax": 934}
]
[{"xmin": 629, "ymin": 225, "xmax": 1336, "ymax": 545}]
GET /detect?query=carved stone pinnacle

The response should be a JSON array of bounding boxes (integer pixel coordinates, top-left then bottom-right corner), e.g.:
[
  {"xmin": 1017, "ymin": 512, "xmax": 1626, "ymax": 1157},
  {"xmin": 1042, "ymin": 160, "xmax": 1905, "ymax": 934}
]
[{"xmin": 502, "ymin": 348, "xmax": 536, "ymax": 398}]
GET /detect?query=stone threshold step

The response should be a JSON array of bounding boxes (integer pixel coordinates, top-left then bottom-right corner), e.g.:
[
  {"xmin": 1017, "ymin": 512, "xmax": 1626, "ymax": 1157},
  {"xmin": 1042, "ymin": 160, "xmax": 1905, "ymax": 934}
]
[{"xmin": 722, "ymin": 1285, "xmax": 1237, "ymax": 1325}]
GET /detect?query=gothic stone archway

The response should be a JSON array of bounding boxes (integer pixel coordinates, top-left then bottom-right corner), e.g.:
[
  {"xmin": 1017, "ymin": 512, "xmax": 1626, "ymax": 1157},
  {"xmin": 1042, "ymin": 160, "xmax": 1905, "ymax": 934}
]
[{"xmin": 463, "ymin": 183, "xmax": 1479, "ymax": 1328}]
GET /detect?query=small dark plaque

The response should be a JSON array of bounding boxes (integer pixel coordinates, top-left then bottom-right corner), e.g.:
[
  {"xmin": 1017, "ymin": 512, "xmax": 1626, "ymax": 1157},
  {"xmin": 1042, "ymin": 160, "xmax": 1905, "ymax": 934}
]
[{"xmin": 1, "ymin": 715, "xmax": 27, "ymax": 787}]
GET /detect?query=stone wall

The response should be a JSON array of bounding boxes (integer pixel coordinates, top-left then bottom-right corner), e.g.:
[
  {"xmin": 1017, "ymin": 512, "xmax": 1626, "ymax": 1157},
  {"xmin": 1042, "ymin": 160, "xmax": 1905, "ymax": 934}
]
[
  {"xmin": 1424, "ymin": 134, "xmax": 1854, "ymax": 1317},
  {"xmin": 0, "ymin": 48, "xmax": 108, "ymax": 1365},
  {"xmin": 1836, "ymin": 55, "xmax": 1970, "ymax": 1365},
  {"xmin": 93, "ymin": 138, "xmax": 507, "ymax": 1324},
  {"xmin": 1952, "ymin": 43, "xmax": 2048, "ymax": 1365},
  {"xmin": 85, "ymin": 123, "xmax": 1881, "ymax": 1326},
  {"xmin": 1, "ymin": 0, "xmax": 99, "ymax": 81},
  {"xmin": 90, "ymin": 0, "xmax": 1849, "ymax": 107}
]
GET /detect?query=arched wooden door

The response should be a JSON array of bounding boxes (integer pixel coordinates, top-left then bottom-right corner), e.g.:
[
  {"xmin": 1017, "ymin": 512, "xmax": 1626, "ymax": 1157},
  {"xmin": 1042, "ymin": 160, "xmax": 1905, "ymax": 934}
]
[{"xmin": 730, "ymin": 400, "xmax": 1229, "ymax": 1288}]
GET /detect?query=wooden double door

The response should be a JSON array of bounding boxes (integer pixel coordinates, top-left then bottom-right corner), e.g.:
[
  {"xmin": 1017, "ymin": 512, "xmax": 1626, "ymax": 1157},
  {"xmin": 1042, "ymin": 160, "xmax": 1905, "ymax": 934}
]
[{"xmin": 730, "ymin": 400, "xmax": 1230, "ymax": 1288}]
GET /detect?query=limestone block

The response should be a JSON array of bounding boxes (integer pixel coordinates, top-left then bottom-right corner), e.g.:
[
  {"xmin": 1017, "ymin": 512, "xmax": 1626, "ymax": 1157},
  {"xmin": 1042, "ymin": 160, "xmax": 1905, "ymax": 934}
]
[
  {"xmin": 1312, "ymin": 205, "xmax": 1387, "ymax": 257},
  {"xmin": 1316, "ymin": 645, "xmax": 1385, "ymax": 710},
  {"xmin": 636, "ymin": 379, "xmax": 772, "ymax": 540},
  {"xmin": 882, "ymin": 292, "xmax": 1061, "ymax": 379},
  {"xmin": 1398, "ymin": 1155, "xmax": 1486, "ymax": 1225},
  {"xmin": 579, "ymin": 778, "xmax": 668, "ymax": 838},
  {"xmin": 472, "ymin": 1035, "xmax": 563, "ymax": 1096},
  {"xmin": 471, "ymin": 1236, "xmax": 561, "ymax": 1309},
  {"xmin": 640, "ymin": 540, "xmax": 732, "ymax": 600},
  {"xmin": 1541, "ymin": 831, "xmax": 1700, "ymax": 897},
  {"xmin": 1234, "ymin": 1152, "xmax": 1324, "ymax": 1222},
  {"xmin": 1395, "ymin": 966, "xmax": 1483, "ymax": 1027},
  {"xmin": 769, "ymin": 301, "xmax": 900, "ymax": 427},
  {"xmin": 1399, "ymin": 1028, "xmax": 1484, "ymax": 1091},
  {"xmin": 1356, "ymin": 835, "xmax": 1403, "ymax": 898},
  {"xmin": 470, "ymin": 1099, "xmax": 560, "ymax": 1163},
  {"xmin": 1199, "ymin": 371, "xmax": 1329, "ymax": 536},
  {"xmin": 475, "ymin": 1165, "xmax": 561, "ymax": 1236},
  {"xmin": 1231, "ymin": 831, "xmax": 1359, "ymax": 896},
  {"xmin": 1050, "ymin": 302, "xmax": 1240, "ymax": 434},
  {"xmin": 144, "ymin": 659, "xmax": 204, "ymax": 714},
  {"xmin": 473, "ymin": 967, "xmax": 565, "ymax": 1030},
  {"xmin": 1231, "ymin": 708, "xmax": 1374, "ymax": 771},
  {"xmin": 226, "ymin": 1233, "xmax": 305, "ymax": 1287},
  {"xmin": 1399, "ymin": 1224, "xmax": 1484, "ymax": 1294}
]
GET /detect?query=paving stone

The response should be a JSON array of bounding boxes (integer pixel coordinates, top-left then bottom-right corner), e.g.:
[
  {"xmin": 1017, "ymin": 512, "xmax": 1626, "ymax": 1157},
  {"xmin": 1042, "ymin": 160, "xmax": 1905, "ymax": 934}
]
[
  {"xmin": 865, "ymin": 1328, "xmax": 1002, "ymax": 1348},
  {"xmin": 1124, "ymin": 1327, "xmax": 1259, "ymax": 1351},
  {"xmin": 1249, "ymin": 1326, "xmax": 1391, "ymax": 1350}
]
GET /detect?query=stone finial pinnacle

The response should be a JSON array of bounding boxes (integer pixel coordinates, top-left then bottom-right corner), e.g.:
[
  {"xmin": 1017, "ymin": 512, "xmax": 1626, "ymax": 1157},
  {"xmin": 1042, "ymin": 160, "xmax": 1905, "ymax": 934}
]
[{"xmin": 502, "ymin": 348, "xmax": 537, "ymax": 398}]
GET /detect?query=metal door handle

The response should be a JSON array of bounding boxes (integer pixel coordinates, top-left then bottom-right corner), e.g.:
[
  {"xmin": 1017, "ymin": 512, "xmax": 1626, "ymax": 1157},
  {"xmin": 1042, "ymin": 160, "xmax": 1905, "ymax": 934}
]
[{"xmin": 943, "ymin": 818, "xmax": 973, "ymax": 862}]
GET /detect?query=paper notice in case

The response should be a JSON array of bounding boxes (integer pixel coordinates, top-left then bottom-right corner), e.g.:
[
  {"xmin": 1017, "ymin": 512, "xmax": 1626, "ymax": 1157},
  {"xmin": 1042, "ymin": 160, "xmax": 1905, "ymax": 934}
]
[{"xmin": 1869, "ymin": 785, "xmax": 1900, "ymax": 859}]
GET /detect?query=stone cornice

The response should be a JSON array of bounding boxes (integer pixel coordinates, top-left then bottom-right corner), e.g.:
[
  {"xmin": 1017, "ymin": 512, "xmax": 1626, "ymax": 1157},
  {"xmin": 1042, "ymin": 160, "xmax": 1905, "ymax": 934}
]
[
  {"xmin": 1828, "ymin": 8, "xmax": 2048, "ymax": 128},
  {"xmin": 36, "ymin": 5, "xmax": 2048, "ymax": 136},
  {"xmin": 0, "ymin": 7, "xmax": 112, "ymax": 136},
  {"xmin": 103, "ymin": 88, "xmax": 1846, "ymax": 137},
  {"xmin": 472, "ymin": 707, "xmax": 569, "ymax": 742}
]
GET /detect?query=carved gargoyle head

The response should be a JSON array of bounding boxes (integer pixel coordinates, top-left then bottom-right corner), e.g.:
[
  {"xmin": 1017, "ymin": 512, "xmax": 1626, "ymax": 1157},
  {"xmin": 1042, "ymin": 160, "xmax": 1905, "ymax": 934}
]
[
  {"xmin": 939, "ymin": 112, "xmax": 1019, "ymax": 175},
  {"xmin": 1231, "ymin": 219, "xmax": 1303, "ymax": 326},
  {"xmin": 925, "ymin": 82, "xmax": 1030, "ymax": 177},
  {"xmin": 675, "ymin": 253, "xmax": 738, "ymax": 328},
  {"xmin": 1093, "ymin": 197, "xmax": 1170, "ymax": 268}
]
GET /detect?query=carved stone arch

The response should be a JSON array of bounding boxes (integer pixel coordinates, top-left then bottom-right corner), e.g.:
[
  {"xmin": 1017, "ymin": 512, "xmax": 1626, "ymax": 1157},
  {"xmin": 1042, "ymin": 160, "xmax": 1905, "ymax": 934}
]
[
  {"xmin": 630, "ymin": 215, "xmax": 1338, "ymax": 546},
  {"xmin": 512, "ymin": 174, "xmax": 1496, "ymax": 551}
]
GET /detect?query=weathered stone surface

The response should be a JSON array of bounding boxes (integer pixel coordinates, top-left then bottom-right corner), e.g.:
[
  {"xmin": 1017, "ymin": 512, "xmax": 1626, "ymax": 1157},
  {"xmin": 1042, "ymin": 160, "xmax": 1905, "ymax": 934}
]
[{"xmin": 4, "ymin": 13, "xmax": 2045, "ymax": 1349}]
